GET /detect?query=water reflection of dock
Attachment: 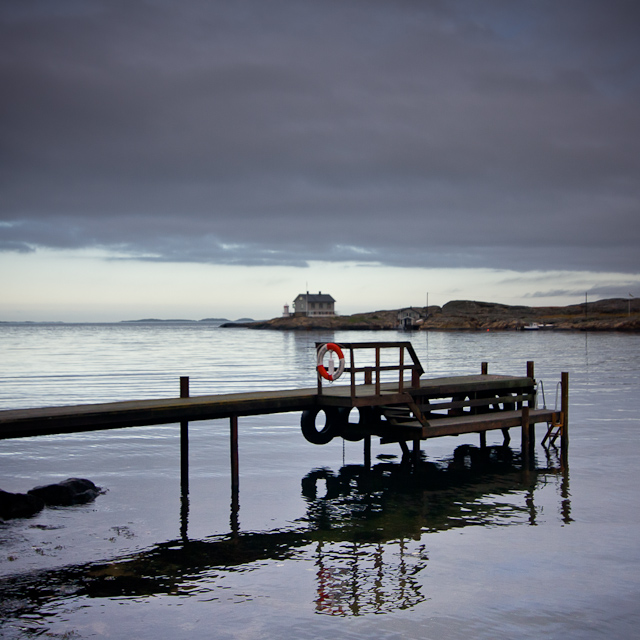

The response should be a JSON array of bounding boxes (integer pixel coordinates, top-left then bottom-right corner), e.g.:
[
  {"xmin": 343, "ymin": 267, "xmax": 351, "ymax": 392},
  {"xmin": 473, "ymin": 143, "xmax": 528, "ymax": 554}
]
[{"xmin": 0, "ymin": 446, "xmax": 571, "ymax": 622}]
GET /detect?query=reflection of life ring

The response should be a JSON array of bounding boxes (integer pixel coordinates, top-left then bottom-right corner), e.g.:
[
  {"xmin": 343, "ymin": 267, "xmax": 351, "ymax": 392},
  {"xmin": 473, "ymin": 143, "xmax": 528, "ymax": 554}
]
[{"xmin": 317, "ymin": 343, "xmax": 345, "ymax": 381}]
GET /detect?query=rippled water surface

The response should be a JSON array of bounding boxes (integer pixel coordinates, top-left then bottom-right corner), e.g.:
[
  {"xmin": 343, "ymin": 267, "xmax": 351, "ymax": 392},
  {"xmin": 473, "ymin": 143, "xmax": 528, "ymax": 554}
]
[{"xmin": 1, "ymin": 323, "xmax": 640, "ymax": 639}]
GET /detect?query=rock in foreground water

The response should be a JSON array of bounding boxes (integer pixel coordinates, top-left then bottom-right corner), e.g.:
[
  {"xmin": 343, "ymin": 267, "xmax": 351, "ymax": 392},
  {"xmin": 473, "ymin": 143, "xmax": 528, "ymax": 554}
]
[{"xmin": 28, "ymin": 478, "xmax": 103, "ymax": 506}]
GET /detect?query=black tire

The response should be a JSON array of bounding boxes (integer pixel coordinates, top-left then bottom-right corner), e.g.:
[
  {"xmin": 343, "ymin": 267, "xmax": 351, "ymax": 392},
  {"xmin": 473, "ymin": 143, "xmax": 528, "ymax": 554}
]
[
  {"xmin": 336, "ymin": 406, "xmax": 379, "ymax": 441},
  {"xmin": 301, "ymin": 407, "xmax": 341, "ymax": 445}
]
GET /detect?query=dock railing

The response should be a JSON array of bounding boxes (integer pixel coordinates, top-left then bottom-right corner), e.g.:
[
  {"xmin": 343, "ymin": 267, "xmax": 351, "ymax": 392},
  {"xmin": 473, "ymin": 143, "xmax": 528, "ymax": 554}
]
[{"xmin": 316, "ymin": 341, "xmax": 425, "ymax": 399}]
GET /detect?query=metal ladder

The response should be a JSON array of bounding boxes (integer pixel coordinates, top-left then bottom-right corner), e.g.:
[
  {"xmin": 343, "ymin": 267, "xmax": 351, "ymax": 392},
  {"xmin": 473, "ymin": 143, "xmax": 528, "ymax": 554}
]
[{"xmin": 541, "ymin": 380, "xmax": 564, "ymax": 447}]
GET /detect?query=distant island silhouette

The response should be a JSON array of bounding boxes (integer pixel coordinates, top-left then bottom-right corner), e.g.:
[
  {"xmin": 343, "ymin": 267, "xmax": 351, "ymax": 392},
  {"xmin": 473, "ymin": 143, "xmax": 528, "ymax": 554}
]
[{"xmin": 221, "ymin": 298, "xmax": 640, "ymax": 332}]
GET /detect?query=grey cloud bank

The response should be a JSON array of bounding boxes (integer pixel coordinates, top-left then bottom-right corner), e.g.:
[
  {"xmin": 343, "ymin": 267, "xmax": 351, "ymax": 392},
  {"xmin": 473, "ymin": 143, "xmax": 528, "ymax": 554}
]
[{"xmin": 1, "ymin": 0, "xmax": 639, "ymax": 273}]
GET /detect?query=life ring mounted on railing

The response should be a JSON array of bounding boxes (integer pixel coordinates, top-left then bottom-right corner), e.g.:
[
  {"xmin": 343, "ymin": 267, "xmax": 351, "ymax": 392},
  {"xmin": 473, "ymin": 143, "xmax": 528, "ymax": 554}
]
[{"xmin": 317, "ymin": 342, "xmax": 345, "ymax": 382}]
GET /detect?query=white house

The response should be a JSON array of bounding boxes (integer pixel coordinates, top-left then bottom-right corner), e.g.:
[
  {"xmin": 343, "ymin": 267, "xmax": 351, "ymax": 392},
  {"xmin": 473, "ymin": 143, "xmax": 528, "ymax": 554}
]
[
  {"xmin": 397, "ymin": 307, "xmax": 423, "ymax": 329},
  {"xmin": 293, "ymin": 292, "xmax": 336, "ymax": 317}
]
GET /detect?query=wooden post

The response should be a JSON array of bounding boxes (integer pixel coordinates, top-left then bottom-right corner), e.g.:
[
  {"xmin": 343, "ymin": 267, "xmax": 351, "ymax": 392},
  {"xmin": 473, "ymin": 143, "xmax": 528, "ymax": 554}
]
[
  {"xmin": 375, "ymin": 347, "xmax": 381, "ymax": 396},
  {"xmin": 481, "ymin": 362, "xmax": 488, "ymax": 375},
  {"xmin": 479, "ymin": 431, "xmax": 486, "ymax": 449},
  {"xmin": 412, "ymin": 438, "xmax": 421, "ymax": 466},
  {"xmin": 411, "ymin": 365, "xmax": 420, "ymax": 389},
  {"xmin": 399, "ymin": 346, "xmax": 405, "ymax": 393},
  {"xmin": 364, "ymin": 434, "xmax": 371, "ymax": 470},
  {"xmin": 364, "ymin": 367, "xmax": 373, "ymax": 385},
  {"xmin": 526, "ymin": 361, "xmax": 536, "ymax": 410},
  {"xmin": 350, "ymin": 346, "xmax": 356, "ymax": 400},
  {"xmin": 180, "ymin": 377, "xmax": 189, "ymax": 489},
  {"xmin": 180, "ymin": 376, "xmax": 189, "ymax": 541},
  {"xmin": 230, "ymin": 414, "xmax": 239, "ymax": 494},
  {"xmin": 561, "ymin": 371, "xmax": 569, "ymax": 456},
  {"xmin": 230, "ymin": 414, "xmax": 239, "ymax": 534}
]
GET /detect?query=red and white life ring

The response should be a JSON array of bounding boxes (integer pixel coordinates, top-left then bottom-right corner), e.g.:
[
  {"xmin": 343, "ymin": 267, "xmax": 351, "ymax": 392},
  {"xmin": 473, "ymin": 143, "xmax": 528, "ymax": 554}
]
[{"xmin": 317, "ymin": 343, "xmax": 345, "ymax": 381}]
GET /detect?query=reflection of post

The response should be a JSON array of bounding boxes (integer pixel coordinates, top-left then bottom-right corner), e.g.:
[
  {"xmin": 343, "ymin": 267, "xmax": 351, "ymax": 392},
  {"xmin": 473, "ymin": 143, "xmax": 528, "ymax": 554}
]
[
  {"xmin": 313, "ymin": 537, "xmax": 427, "ymax": 615},
  {"xmin": 526, "ymin": 488, "xmax": 536, "ymax": 525},
  {"xmin": 230, "ymin": 414, "xmax": 239, "ymax": 534},
  {"xmin": 180, "ymin": 377, "xmax": 190, "ymax": 541},
  {"xmin": 364, "ymin": 434, "xmax": 371, "ymax": 470},
  {"xmin": 521, "ymin": 406, "xmax": 532, "ymax": 468},
  {"xmin": 560, "ymin": 457, "xmax": 573, "ymax": 524}
]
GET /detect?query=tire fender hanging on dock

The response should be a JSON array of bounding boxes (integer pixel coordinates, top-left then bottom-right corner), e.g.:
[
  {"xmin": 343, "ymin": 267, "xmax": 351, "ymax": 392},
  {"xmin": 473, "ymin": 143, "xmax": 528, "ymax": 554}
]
[
  {"xmin": 301, "ymin": 407, "xmax": 342, "ymax": 445},
  {"xmin": 335, "ymin": 406, "xmax": 380, "ymax": 441},
  {"xmin": 316, "ymin": 343, "xmax": 345, "ymax": 381}
]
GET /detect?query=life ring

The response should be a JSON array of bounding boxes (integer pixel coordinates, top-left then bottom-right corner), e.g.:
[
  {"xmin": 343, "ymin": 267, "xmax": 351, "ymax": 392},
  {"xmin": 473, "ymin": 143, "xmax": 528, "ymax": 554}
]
[{"xmin": 317, "ymin": 343, "xmax": 345, "ymax": 381}]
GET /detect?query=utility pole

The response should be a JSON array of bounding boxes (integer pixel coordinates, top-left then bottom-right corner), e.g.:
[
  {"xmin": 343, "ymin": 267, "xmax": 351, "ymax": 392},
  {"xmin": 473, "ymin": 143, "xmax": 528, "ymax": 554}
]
[{"xmin": 585, "ymin": 292, "xmax": 588, "ymax": 318}]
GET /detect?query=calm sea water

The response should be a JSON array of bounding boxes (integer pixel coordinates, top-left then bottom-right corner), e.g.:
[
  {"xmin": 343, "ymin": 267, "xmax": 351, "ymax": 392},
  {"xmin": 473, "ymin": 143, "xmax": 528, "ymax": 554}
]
[{"xmin": 1, "ymin": 323, "xmax": 639, "ymax": 639}]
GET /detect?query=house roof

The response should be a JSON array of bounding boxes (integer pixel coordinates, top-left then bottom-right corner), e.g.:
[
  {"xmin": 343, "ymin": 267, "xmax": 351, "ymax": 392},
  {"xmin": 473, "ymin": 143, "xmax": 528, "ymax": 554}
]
[
  {"xmin": 295, "ymin": 292, "xmax": 335, "ymax": 303},
  {"xmin": 397, "ymin": 307, "xmax": 423, "ymax": 317}
]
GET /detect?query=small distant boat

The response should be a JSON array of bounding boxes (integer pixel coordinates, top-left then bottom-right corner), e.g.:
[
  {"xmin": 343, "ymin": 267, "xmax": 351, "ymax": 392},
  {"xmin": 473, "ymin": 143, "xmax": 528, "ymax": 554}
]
[{"xmin": 523, "ymin": 322, "xmax": 554, "ymax": 331}]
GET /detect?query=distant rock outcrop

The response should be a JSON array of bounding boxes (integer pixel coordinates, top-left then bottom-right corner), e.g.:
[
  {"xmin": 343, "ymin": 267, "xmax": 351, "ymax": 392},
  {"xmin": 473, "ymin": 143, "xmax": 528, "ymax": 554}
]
[{"xmin": 221, "ymin": 298, "xmax": 640, "ymax": 332}]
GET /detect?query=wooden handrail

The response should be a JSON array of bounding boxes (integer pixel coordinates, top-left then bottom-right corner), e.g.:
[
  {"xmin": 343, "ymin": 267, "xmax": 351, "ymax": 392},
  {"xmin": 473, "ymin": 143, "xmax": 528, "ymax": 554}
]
[{"xmin": 315, "ymin": 341, "xmax": 424, "ymax": 398}]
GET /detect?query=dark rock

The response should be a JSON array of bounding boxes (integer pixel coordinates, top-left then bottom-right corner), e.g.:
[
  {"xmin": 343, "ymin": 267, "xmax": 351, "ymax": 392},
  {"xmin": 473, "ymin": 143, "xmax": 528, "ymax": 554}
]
[
  {"xmin": 28, "ymin": 478, "xmax": 103, "ymax": 507},
  {"xmin": 0, "ymin": 489, "xmax": 44, "ymax": 520}
]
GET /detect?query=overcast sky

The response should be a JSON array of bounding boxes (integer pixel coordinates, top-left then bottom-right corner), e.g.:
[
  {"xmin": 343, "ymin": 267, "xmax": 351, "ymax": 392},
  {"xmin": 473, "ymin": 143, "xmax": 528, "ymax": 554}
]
[{"xmin": 1, "ymin": 0, "xmax": 639, "ymax": 321}]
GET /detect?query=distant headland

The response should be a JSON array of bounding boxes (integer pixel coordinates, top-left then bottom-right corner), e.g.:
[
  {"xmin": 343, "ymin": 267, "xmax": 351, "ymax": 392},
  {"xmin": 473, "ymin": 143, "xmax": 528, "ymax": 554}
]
[{"xmin": 221, "ymin": 298, "xmax": 640, "ymax": 332}]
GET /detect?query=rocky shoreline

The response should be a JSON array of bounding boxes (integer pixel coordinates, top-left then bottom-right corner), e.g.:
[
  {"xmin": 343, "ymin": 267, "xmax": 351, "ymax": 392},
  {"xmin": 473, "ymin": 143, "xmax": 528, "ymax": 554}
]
[{"xmin": 221, "ymin": 298, "xmax": 640, "ymax": 332}]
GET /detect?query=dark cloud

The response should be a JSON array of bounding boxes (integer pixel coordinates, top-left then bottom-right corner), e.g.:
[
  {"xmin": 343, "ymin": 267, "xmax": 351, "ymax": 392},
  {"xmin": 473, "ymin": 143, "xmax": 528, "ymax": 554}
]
[{"xmin": 1, "ymin": 0, "xmax": 639, "ymax": 272}]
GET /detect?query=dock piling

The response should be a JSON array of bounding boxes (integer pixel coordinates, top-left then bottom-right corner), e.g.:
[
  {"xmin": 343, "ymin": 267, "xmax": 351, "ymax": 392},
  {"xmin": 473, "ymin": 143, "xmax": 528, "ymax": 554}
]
[
  {"xmin": 230, "ymin": 414, "xmax": 239, "ymax": 519},
  {"xmin": 180, "ymin": 377, "xmax": 190, "ymax": 487},
  {"xmin": 561, "ymin": 371, "xmax": 569, "ymax": 457},
  {"xmin": 180, "ymin": 376, "xmax": 190, "ymax": 541}
]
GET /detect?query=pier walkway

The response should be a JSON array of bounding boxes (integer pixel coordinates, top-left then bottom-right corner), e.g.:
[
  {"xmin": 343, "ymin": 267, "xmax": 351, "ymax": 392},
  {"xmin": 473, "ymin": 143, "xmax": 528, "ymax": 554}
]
[{"xmin": 0, "ymin": 343, "xmax": 568, "ymax": 462}]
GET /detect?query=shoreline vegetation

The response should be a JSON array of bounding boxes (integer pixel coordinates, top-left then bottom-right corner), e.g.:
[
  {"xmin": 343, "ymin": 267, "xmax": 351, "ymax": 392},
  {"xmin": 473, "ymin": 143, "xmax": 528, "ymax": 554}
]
[{"xmin": 221, "ymin": 298, "xmax": 640, "ymax": 332}]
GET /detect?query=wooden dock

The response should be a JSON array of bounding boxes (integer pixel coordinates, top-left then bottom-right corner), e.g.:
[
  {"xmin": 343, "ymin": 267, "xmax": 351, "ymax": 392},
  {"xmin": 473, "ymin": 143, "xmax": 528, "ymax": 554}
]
[
  {"xmin": 0, "ymin": 341, "xmax": 569, "ymax": 545},
  {"xmin": 0, "ymin": 387, "xmax": 320, "ymax": 440},
  {"xmin": 0, "ymin": 377, "xmax": 558, "ymax": 438},
  {"xmin": 0, "ymin": 342, "xmax": 568, "ymax": 469}
]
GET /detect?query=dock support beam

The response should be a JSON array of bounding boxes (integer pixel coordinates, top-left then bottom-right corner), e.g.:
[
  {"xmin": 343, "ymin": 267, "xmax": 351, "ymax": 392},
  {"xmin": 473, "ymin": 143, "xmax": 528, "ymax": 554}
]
[
  {"xmin": 180, "ymin": 376, "xmax": 190, "ymax": 541},
  {"xmin": 412, "ymin": 439, "xmax": 421, "ymax": 466},
  {"xmin": 230, "ymin": 414, "xmax": 239, "ymax": 533},
  {"xmin": 561, "ymin": 371, "xmax": 569, "ymax": 459},
  {"xmin": 521, "ymin": 406, "xmax": 534, "ymax": 467}
]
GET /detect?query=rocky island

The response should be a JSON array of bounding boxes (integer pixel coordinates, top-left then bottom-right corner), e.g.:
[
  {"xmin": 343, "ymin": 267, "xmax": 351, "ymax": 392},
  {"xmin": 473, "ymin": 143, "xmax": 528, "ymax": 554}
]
[{"xmin": 222, "ymin": 298, "xmax": 640, "ymax": 332}]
